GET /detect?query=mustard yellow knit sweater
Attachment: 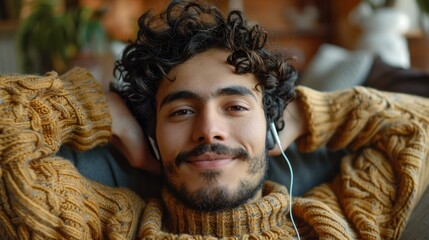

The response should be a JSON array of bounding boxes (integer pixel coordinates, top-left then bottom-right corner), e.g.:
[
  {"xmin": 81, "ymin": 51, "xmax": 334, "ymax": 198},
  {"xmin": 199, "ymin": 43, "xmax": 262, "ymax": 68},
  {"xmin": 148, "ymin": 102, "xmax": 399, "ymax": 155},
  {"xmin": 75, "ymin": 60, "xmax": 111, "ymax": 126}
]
[{"xmin": 1, "ymin": 68, "xmax": 428, "ymax": 239}]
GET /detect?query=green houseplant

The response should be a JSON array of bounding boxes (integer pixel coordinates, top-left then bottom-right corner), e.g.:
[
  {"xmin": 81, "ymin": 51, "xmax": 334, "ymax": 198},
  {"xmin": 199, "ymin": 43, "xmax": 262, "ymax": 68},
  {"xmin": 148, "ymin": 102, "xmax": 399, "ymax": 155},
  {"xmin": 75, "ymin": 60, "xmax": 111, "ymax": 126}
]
[{"xmin": 17, "ymin": 0, "xmax": 107, "ymax": 73}]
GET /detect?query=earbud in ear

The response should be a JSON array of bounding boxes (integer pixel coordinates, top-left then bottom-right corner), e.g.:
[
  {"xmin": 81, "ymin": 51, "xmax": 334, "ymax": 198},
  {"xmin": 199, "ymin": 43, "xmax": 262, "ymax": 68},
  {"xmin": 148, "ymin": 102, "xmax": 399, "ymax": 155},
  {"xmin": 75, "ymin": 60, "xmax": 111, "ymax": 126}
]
[
  {"xmin": 269, "ymin": 122, "xmax": 282, "ymax": 147},
  {"xmin": 266, "ymin": 122, "xmax": 280, "ymax": 150},
  {"xmin": 147, "ymin": 136, "xmax": 161, "ymax": 161}
]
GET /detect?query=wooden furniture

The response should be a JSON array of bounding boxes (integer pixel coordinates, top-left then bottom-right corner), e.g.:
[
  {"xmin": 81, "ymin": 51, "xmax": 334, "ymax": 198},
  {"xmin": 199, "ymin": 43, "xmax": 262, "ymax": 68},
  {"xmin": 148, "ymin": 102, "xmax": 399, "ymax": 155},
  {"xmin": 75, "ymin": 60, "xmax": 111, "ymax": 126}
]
[{"xmin": 407, "ymin": 34, "xmax": 429, "ymax": 72}]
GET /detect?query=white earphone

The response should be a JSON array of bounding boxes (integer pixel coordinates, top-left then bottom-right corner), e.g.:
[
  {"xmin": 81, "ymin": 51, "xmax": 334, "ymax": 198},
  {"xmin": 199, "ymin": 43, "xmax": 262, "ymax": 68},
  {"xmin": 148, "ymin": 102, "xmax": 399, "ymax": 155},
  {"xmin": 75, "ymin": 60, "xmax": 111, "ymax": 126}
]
[
  {"xmin": 147, "ymin": 136, "xmax": 161, "ymax": 161},
  {"xmin": 270, "ymin": 122, "xmax": 301, "ymax": 240}
]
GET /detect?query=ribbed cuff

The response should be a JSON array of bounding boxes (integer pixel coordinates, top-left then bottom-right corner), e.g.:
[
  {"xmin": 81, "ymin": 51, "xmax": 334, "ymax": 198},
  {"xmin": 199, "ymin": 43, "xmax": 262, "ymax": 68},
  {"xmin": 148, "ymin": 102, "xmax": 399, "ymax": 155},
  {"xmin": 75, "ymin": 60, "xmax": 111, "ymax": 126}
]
[{"xmin": 59, "ymin": 67, "xmax": 112, "ymax": 150}]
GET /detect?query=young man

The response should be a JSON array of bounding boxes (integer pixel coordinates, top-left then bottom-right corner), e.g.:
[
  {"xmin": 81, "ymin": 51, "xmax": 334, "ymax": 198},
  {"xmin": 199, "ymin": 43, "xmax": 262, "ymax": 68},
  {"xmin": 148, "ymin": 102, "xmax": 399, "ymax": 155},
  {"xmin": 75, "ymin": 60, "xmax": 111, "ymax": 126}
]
[
  {"xmin": 112, "ymin": 0, "xmax": 299, "ymax": 214},
  {"xmin": 1, "ymin": 1, "xmax": 429, "ymax": 239}
]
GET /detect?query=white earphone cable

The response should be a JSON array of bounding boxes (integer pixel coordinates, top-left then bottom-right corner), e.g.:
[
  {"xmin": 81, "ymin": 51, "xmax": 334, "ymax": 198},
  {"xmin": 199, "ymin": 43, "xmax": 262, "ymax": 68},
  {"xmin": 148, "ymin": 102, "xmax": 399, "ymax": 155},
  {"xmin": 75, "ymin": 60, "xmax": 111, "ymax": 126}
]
[{"xmin": 270, "ymin": 123, "xmax": 300, "ymax": 240}]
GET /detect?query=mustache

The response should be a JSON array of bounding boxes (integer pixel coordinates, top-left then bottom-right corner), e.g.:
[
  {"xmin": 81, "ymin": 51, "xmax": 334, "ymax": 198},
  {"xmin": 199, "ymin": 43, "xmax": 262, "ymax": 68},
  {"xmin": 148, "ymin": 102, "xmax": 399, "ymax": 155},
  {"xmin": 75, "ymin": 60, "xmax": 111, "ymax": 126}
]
[{"xmin": 175, "ymin": 143, "xmax": 250, "ymax": 167}]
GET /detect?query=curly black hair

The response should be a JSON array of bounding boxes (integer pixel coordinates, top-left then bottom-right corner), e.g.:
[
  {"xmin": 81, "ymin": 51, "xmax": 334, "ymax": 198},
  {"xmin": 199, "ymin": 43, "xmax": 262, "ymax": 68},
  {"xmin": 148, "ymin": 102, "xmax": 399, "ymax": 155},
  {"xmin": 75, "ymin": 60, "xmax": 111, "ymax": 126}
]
[{"xmin": 113, "ymin": 0, "xmax": 297, "ymax": 149}]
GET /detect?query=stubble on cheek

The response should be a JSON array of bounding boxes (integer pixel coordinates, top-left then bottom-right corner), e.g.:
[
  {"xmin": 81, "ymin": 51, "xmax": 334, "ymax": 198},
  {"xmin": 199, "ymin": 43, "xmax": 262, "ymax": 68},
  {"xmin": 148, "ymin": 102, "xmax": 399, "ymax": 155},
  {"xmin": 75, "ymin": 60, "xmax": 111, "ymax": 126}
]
[
  {"xmin": 248, "ymin": 150, "xmax": 267, "ymax": 175},
  {"xmin": 163, "ymin": 159, "xmax": 181, "ymax": 188}
]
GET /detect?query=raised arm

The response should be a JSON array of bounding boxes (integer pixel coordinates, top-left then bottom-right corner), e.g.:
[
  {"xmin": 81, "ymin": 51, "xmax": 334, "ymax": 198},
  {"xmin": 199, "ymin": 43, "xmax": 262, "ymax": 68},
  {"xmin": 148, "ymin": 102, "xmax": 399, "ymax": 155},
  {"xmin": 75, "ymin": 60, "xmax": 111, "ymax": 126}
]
[
  {"xmin": 0, "ymin": 68, "xmax": 144, "ymax": 239},
  {"xmin": 289, "ymin": 86, "xmax": 429, "ymax": 239}
]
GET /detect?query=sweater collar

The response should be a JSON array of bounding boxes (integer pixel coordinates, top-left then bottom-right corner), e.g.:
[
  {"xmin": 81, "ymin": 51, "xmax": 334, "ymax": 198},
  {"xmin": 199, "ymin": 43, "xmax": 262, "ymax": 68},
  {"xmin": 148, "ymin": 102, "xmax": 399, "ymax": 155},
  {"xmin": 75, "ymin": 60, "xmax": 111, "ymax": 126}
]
[{"xmin": 142, "ymin": 181, "xmax": 292, "ymax": 238}]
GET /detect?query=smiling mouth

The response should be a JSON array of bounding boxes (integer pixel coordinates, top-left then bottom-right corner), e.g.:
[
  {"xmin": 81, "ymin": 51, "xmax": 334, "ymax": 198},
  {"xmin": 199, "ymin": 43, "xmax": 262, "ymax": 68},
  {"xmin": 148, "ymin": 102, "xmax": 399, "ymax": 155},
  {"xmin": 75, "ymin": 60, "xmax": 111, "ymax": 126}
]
[{"xmin": 186, "ymin": 153, "xmax": 236, "ymax": 169}]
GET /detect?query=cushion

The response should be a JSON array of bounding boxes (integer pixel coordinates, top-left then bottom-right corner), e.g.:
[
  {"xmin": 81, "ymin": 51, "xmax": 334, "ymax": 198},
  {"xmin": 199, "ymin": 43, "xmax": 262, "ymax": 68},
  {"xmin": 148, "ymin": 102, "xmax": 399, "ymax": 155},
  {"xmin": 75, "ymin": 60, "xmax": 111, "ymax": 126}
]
[
  {"xmin": 299, "ymin": 44, "xmax": 375, "ymax": 91},
  {"xmin": 362, "ymin": 56, "xmax": 429, "ymax": 98}
]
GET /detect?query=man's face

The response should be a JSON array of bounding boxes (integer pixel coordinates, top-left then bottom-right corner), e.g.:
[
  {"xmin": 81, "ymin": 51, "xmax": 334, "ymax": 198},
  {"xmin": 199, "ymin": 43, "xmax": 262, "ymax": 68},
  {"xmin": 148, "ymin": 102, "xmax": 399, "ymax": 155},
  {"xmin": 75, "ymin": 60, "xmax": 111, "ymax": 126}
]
[{"xmin": 155, "ymin": 49, "xmax": 268, "ymax": 211}]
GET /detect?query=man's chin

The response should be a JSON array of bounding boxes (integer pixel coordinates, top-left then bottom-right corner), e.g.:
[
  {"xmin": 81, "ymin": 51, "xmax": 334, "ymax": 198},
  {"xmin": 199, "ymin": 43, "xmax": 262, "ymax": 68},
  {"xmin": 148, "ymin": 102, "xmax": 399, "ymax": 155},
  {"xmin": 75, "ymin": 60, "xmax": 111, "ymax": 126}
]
[{"xmin": 166, "ymin": 179, "xmax": 264, "ymax": 212}]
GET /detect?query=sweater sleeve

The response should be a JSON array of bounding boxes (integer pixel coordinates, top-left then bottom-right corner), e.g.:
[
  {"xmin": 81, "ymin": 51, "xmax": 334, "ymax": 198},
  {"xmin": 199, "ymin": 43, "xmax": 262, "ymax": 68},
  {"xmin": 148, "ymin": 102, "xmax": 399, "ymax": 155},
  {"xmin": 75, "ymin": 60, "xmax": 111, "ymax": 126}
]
[
  {"xmin": 1, "ymin": 67, "xmax": 111, "ymax": 157},
  {"xmin": 295, "ymin": 86, "xmax": 429, "ymax": 239},
  {"xmin": 0, "ymin": 68, "xmax": 144, "ymax": 239},
  {"xmin": 294, "ymin": 86, "xmax": 392, "ymax": 152}
]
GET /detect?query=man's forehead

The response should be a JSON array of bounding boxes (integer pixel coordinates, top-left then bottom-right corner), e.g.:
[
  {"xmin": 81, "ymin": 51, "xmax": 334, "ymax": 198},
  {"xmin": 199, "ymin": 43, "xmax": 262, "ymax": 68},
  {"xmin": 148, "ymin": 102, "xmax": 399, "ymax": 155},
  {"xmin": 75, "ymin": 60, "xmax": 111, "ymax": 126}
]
[{"xmin": 155, "ymin": 49, "xmax": 262, "ymax": 104}]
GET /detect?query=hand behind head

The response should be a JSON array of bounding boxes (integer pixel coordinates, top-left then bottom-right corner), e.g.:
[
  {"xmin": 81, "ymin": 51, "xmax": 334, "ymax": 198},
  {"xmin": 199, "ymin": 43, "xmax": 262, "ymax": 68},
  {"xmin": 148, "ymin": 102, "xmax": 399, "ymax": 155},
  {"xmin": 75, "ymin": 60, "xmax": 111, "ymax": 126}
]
[{"xmin": 108, "ymin": 91, "xmax": 161, "ymax": 174}]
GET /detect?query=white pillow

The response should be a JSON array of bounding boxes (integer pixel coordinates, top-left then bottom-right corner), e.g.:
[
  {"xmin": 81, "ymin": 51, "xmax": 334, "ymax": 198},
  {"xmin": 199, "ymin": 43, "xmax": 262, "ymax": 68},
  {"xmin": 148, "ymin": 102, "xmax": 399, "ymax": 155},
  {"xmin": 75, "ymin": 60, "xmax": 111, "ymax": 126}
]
[{"xmin": 299, "ymin": 44, "xmax": 375, "ymax": 91}]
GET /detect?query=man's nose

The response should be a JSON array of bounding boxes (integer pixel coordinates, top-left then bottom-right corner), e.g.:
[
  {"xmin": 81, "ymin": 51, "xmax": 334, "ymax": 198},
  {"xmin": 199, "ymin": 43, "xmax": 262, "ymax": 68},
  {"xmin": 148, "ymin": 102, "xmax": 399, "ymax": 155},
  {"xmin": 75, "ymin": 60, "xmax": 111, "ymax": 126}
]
[{"xmin": 191, "ymin": 108, "xmax": 227, "ymax": 144}]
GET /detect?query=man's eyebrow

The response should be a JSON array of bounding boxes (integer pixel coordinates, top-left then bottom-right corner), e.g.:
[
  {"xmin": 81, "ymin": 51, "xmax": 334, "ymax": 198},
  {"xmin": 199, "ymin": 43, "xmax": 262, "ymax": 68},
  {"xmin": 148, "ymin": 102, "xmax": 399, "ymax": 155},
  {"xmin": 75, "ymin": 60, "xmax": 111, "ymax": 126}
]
[
  {"xmin": 159, "ymin": 85, "xmax": 257, "ymax": 108},
  {"xmin": 213, "ymin": 86, "xmax": 257, "ymax": 100},
  {"xmin": 160, "ymin": 90, "xmax": 201, "ymax": 108}
]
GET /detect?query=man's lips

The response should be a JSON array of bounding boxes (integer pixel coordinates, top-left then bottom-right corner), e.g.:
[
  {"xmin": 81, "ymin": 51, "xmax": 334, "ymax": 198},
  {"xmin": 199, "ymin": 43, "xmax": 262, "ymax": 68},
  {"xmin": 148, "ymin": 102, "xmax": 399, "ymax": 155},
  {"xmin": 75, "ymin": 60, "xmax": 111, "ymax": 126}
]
[
  {"xmin": 186, "ymin": 153, "xmax": 236, "ymax": 169},
  {"xmin": 187, "ymin": 153, "xmax": 235, "ymax": 162}
]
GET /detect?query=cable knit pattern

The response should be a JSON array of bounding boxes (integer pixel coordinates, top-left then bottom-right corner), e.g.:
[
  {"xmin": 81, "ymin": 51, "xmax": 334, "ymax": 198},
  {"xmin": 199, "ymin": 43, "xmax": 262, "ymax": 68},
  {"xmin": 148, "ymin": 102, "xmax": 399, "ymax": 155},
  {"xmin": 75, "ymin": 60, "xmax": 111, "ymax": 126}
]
[
  {"xmin": 139, "ymin": 181, "xmax": 296, "ymax": 239},
  {"xmin": 296, "ymin": 86, "xmax": 429, "ymax": 239},
  {"xmin": 0, "ymin": 68, "xmax": 144, "ymax": 239},
  {"xmin": 1, "ymin": 70, "xmax": 429, "ymax": 239}
]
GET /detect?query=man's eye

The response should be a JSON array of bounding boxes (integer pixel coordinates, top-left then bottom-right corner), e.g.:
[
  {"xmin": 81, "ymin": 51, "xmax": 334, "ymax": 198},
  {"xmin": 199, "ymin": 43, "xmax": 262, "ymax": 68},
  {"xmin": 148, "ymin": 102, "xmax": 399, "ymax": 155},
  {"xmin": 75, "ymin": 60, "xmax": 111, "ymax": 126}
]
[
  {"xmin": 170, "ymin": 109, "xmax": 194, "ymax": 117},
  {"xmin": 226, "ymin": 105, "xmax": 248, "ymax": 111}
]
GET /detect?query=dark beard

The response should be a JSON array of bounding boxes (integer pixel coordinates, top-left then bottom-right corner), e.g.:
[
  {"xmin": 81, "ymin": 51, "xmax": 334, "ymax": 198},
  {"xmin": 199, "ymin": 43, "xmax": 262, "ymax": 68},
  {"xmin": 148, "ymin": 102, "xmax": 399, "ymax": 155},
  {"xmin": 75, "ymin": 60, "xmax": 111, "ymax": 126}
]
[{"xmin": 163, "ymin": 143, "xmax": 268, "ymax": 212}]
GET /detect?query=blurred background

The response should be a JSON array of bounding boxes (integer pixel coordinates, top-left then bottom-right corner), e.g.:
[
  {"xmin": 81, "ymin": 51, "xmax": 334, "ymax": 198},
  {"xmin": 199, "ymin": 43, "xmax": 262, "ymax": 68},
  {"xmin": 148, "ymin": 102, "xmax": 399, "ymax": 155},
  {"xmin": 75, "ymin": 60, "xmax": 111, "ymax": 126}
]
[{"xmin": 1, "ymin": 0, "xmax": 429, "ymax": 90}]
